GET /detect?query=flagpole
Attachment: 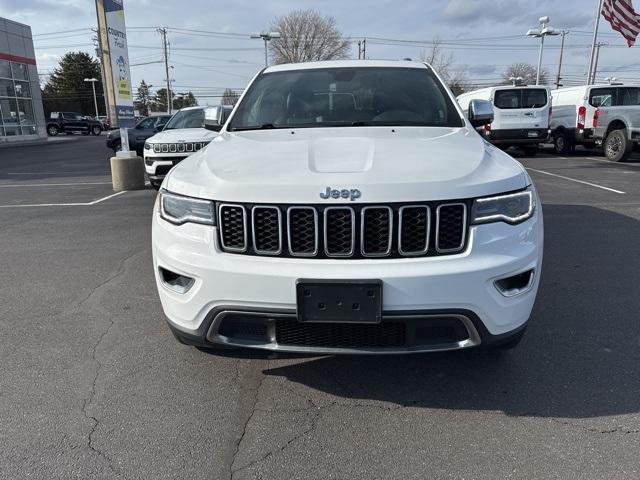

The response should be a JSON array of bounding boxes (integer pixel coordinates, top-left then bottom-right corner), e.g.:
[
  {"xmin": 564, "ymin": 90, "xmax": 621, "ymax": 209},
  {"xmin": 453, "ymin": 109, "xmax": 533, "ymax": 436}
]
[{"xmin": 587, "ymin": 0, "xmax": 605, "ymax": 85}]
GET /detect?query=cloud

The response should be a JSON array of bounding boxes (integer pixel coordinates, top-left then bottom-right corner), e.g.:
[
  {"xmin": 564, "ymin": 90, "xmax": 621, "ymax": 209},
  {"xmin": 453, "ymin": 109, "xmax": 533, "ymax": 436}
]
[
  {"xmin": 467, "ymin": 64, "xmax": 497, "ymax": 76},
  {"xmin": 441, "ymin": 0, "xmax": 528, "ymax": 24}
]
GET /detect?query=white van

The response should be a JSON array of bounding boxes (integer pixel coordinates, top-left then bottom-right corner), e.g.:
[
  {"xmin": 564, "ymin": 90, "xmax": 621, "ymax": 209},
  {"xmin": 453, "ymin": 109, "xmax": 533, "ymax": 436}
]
[
  {"xmin": 458, "ymin": 86, "xmax": 551, "ymax": 155},
  {"xmin": 550, "ymin": 83, "xmax": 640, "ymax": 154}
]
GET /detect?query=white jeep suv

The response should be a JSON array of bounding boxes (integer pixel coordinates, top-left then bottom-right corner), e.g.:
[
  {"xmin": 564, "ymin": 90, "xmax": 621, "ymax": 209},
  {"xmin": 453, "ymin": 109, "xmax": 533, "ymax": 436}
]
[
  {"xmin": 152, "ymin": 60, "xmax": 543, "ymax": 354},
  {"xmin": 144, "ymin": 105, "xmax": 231, "ymax": 189}
]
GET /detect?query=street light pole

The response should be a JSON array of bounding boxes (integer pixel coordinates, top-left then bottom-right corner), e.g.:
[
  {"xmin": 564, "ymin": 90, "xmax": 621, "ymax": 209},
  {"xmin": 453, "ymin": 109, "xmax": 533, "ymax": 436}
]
[
  {"xmin": 84, "ymin": 78, "xmax": 99, "ymax": 118},
  {"xmin": 527, "ymin": 16, "xmax": 560, "ymax": 85},
  {"xmin": 250, "ymin": 31, "xmax": 281, "ymax": 67}
]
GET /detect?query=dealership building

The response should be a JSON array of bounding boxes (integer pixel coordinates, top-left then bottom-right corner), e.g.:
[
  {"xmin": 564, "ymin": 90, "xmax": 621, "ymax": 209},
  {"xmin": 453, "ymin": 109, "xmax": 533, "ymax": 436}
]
[{"xmin": 0, "ymin": 17, "xmax": 46, "ymax": 143}]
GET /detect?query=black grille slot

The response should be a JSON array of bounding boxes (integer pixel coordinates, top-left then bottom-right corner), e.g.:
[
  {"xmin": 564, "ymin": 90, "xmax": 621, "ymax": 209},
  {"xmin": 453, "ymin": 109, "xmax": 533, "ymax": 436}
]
[
  {"xmin": 437, "ymin": 204, "xmax": 466, "ymax": 252},
  {"xmin": 219, "ymin": 205, "xmax": 246, "ymax": 251},
  {"xmin": 324, "ymin": 208, "xmax": 354, "ymax": 256},
  {"xmin": 252, "ymin": 207, "xmax": 281, "ymax": 254},
  {"xmin": 275, "ymin": 319, "xmax": 406, "ymax": 348},
  {"xmin": 218, "ymin": 318, "xmax": 269, "ymax": 341},
  {"xmin": 399, "ymin": 206, "xmax": 430, "ymax": 255},
  {"xmin": 288, "ymin": 207, "xmax": 318, "ymax": 256},
  {"xmin": 361, "ymin": 207, "xmax": 392, "ymax": 256}
]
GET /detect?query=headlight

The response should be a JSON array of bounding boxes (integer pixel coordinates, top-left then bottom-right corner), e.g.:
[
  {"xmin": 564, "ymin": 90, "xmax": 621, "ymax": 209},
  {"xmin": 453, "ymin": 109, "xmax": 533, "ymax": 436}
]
[
  {"xmin": 159, "ymin": 190, "xmax": 216, "ymax": 226},
  {"xmin": 144, "ymin": 142, "xmax": 151, "ymax": 150},
  {"xmin": 471, "ymin": 186, "xmax": 535, "ymax": 225}
]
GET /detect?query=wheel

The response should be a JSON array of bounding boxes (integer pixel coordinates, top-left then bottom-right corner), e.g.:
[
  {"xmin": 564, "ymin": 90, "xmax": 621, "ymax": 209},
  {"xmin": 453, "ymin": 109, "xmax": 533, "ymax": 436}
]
[
  {"xmin": 521, "ymin": 145, "xmax": 539, "ymax": 156},
  {"xmin": 553, "ymin": 131, "xmax": 573, "ymax": 154},
  {"xmin": 486, "ymin": 328, "xmax": 526, "ymax": 352},
  {"xmin": 604, "ymin": 129, "xmax": 633, "ymax": 162},
  {"xmin": 150, "ymin": 179, "xmax": 163, "ymax": 190},
  {"xmin": 47, "ymin": 125, "xmax": 59, "ymax": 136},
  {"xmin": 91, "ymin": 125, "xmax": 102, "ymax": 136}
]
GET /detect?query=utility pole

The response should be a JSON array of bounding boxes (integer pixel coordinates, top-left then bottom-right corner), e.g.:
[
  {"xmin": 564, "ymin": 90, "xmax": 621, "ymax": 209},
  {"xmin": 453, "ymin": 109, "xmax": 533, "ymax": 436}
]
[
  {"xmin": 555, "ymin": 30, "xmax": 568, "ymax": 88},
  {"xmin": 362, "ymin": 38, "xmax": 366, "ymax": 59},
  {"xmin": 357, "ymin": 41, "xmax": 362, "ymax": 60},
  {"xmin": 157, "ymin": 27, "xmax": 172, "ymax": 114}
]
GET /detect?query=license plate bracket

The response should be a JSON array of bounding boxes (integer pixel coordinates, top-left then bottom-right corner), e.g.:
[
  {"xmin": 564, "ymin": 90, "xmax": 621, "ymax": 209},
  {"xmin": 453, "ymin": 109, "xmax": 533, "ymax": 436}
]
[{"xmin": 296, "ymin": 279, "xmax": 382, "ymax": 324}]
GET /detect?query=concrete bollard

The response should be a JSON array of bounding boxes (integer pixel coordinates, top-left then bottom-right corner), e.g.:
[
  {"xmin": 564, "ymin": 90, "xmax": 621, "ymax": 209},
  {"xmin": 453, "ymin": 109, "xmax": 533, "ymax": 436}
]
[{"xmin": 110, "ymin": 154, "xmax": 146, "ymax": 191}]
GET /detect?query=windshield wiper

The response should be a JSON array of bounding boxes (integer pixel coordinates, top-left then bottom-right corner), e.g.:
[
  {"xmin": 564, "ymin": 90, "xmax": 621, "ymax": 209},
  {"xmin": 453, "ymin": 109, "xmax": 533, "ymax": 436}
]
[{"xmin": 229, "ymin": 123, "xmax": 280, "ymax": 131}]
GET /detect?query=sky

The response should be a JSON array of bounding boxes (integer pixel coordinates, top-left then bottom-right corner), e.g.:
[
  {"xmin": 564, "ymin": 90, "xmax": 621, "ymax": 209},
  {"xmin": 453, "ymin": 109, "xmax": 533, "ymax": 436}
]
[{"xmin": 1, "ymin": 0, "xmax": 639, "ymax": 105}]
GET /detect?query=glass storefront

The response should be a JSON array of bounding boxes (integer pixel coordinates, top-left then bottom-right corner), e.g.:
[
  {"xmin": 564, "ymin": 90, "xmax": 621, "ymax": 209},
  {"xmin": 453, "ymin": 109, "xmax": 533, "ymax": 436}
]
[{"xmin": 0, "ymin": 59, "xmax": 36, "ymax": 137}]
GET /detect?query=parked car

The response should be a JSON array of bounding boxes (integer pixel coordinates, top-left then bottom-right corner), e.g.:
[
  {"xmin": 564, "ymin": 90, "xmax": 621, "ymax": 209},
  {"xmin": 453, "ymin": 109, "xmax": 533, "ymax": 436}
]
[
  {"xmin": 591, "ymin": 85, "xmax": 640, "ymax": 162},
  {"xmin": 47, "ymin": 112, "xmax": 103, "ymax": 136},
  {"xmin": 152, "ymin": 60, "xmax": 543, "ymax": 355},
  {"xmin": 105, "ymin": 115, "xmax": 171, "ymax": 156},
  {"xmin": 548, "ymin": 83, "xmax": 636, "ymax": 154},
  {"xmin": 144, "ymin": 105, "xmax": 232, "ymax": 189},
  {"xmin": 457, "ymin": 85, "xmax": 551, "ymax": 156}
]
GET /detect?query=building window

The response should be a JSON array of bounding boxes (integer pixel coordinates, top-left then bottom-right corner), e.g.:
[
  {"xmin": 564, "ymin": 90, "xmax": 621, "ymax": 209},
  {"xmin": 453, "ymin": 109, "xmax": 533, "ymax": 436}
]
[{"xmin": 0, "ymin": 60, "xmax": 36, "ymax": 137}]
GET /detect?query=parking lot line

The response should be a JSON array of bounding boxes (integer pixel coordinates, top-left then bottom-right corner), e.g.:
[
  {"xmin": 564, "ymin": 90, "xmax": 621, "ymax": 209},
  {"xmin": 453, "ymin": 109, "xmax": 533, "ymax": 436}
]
[
  {"xmin": 0, "ymin": 190, "xmax": 128, "ymax": 208},
  {"xmin": 0, "ymin": 182, "xmax": 111, "ymax": 188},
  {"xmin": 526, "ymin": 167, "xmax": 626, "ymax": 194},
  {"xmin": 585, "ymin": 156, "xmax": 640, "ymax": 168}
]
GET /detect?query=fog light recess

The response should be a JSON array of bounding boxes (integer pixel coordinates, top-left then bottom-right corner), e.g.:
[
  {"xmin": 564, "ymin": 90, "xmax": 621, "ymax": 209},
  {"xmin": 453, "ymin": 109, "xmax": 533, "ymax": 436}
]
[
  {"xmin": 494, "ymin": 269, "xmax": 535, "ymax": 297},
  {"xmin": 159, "ymin": 267, "xmax": 195, "ymax": 294}
]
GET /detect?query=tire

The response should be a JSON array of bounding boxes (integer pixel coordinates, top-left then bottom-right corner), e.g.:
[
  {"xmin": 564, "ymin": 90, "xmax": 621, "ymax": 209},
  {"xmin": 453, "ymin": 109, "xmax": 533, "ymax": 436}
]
[
  {"xmin": 521, "ymin": 145, "xmax": 539, "ymax": 156},
  {"xmin": 150, "ymin": 179, "xmax": 163, "ymax": 190},
  {"xmin": 604, "ymin": 129, "xmax": 633, "ymax": 162},
  {"xmin": 553, "ymin": 131, "xmax": 573, "ymax": 154},
  {"xmin": 47, "ymin": 125, "xmax": 59, "ymax": 136},
  {"xmin": 91, "ymin": 125, "xmax": 102, "ymax": 136}
]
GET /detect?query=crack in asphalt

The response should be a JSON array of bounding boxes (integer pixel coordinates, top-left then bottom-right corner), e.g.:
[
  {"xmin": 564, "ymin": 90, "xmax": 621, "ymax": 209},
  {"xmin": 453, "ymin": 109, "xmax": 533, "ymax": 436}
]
[
  {"xmin": 228, "ymin": 358, "xmax": 267, "ymax": 480},
  {"xmin": 550, "ymin": 418, "xmax": 640, "ymax": 435},
  {"xmin": 77, "ymin": 248, "xmax": 147, "ymax": 478}
]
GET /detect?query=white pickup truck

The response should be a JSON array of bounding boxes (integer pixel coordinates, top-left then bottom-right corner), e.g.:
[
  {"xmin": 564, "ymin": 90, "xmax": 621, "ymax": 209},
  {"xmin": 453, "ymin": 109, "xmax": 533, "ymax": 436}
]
[{"xmin": 592, "ymin": 85, "xmax": 640, "ymax": 161}]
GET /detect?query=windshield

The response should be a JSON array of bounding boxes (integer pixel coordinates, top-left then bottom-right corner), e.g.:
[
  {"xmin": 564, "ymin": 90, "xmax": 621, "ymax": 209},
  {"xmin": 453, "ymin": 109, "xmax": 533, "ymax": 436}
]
[
  {"xmin": 228, "ymin": 67, "xmax": 463, "ymax": 131},
  {"xmin": 163, "ymin": 109, "xmax": 205, "ymax": 130}
]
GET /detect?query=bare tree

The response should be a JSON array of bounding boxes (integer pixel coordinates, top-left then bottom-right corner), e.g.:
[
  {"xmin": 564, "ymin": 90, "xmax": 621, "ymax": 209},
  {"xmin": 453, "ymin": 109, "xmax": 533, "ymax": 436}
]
[
  {"xmin": 221, "ymin": 88, "xmax": 240, "ymax": 106},
  {"xmin": 420, "ymin": 39, "xmax": 469, "ymax": 95},
  {"xmin": 503, "ymin": 63, "xmax": 549, "ymax": 85},
  {"xmin": 269, "ymin": 10, "xmax": 351, "ymax": 64}
]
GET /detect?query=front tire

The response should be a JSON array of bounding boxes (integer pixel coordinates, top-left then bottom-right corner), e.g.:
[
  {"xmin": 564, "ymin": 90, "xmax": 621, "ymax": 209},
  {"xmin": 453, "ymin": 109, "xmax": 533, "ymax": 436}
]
[
  {"xmin": 91, "ymin": 125, "xmax": 102, "ymax": 136},
  {"xmin": 553, "ymin": 131, "xmax": 573, "ymax": 154},
  {"xmin": 604, "ymin": 129, "xmax": 633, "ymax": 162},
  {"xmin": 47, "ymin": 125, "xmax": 59, "ymax": 136}
]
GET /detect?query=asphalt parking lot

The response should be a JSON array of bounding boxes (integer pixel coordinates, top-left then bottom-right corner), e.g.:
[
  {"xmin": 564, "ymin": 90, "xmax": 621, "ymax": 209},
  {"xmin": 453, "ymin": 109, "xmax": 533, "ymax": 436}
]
[{"xmin": 1, "ymin": 135, "xmax": 640, "ymax": 480}]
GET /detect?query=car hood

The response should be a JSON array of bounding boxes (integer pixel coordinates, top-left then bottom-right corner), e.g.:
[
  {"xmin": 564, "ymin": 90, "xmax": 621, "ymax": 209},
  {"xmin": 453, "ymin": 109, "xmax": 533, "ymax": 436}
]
[
  {"xmin": 166, "ymin": 127, "xmax": 529, "ymax": 203},
  {"xmin": 147, "ymin": 127, "xmax": 217, "ymax": 144}
]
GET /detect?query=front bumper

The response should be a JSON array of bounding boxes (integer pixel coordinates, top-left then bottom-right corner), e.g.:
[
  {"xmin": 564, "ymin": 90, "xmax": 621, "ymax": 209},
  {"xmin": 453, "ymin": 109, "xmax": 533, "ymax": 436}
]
[
  {"xmin": 144, "ymin": 154, "xmax": 189, "ymax": 180},
  {"xmin": 152, "ymin": 200, "xmax": 543, "ymax": 354}
]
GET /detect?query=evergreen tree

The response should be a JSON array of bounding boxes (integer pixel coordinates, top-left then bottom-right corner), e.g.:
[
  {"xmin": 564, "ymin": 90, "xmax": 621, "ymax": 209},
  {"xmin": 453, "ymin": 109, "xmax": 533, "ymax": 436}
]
[
  {"xmin": 173, "ymin": 91, "xmax": 198, "ymax": 110},
  {"xmin": 152, "ymin": 88, "xmax": 171, "ymax": 113},
  {"xmin": 42, "ymin": 52, "xmax": 104, "ymax": 117},
  {"xmin": 134, "ymin": 80, "xmax": 153, "ymax": 116}
]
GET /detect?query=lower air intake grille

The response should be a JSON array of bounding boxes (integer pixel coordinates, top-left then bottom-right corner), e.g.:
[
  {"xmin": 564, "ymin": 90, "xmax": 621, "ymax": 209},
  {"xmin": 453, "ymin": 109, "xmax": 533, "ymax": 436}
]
[{"xmin": 275, "ymin": 319, "xmax": 406, "ymax": 348}]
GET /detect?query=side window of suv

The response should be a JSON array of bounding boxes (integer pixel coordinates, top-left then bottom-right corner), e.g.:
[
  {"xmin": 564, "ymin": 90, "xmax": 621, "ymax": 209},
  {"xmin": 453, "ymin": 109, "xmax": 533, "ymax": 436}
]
[
  {"xmin": 62, "ymin": 112, "xmax": 75, "ymax": 120},
  {"xmin": 589, "ymin": 88, "xmax": 615, "ymax": 107},
  {"xmin": 617, "ymin": 87, "xmax": 640, "ymax": 106}
]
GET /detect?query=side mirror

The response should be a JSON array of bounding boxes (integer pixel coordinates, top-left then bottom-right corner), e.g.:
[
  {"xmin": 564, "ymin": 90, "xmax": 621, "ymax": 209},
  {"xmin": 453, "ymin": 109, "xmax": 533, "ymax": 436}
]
[
  {"xmin": 203, "ymin": 106, "xmax": 224, "ymax": 132},
  {"xmin": 468, "ymin": 99, "xmax": 494, "ymax": 128}
]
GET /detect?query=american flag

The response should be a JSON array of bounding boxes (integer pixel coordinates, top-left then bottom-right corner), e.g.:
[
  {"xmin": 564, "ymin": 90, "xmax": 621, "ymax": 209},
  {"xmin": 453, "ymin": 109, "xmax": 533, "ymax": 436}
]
[{"xmin": 602, "ymin": 0, "xmax": 640, "ymax": 46}]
